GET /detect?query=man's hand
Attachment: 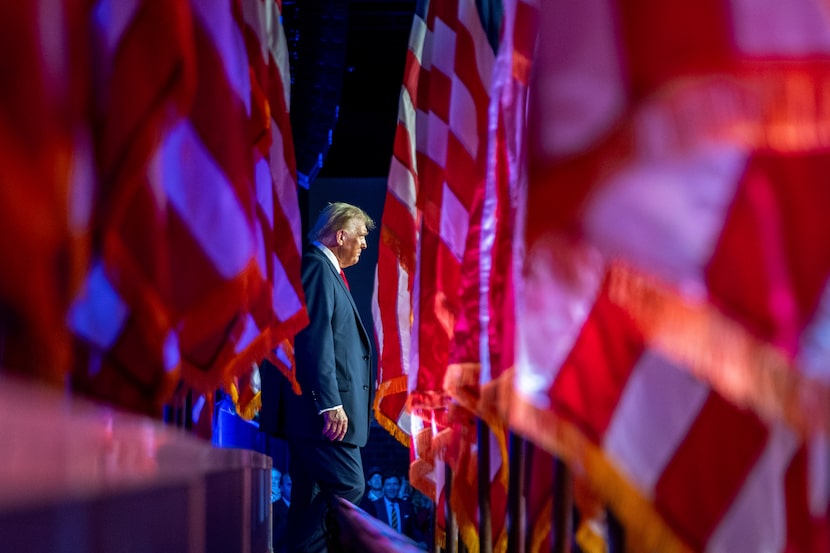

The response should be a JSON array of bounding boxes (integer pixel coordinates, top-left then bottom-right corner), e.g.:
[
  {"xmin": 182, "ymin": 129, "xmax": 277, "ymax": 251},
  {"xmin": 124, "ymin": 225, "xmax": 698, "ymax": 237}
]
[{"xmin": 322, "ymin": 406, "xmax": 349, "ymax": 441}]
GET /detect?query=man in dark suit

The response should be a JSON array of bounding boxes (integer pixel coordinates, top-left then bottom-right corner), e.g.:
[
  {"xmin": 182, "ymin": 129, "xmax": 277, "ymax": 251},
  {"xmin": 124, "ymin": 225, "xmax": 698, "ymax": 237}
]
[
  {"xmin": 370, "ymin": 472, "xmax": 426, "ymax": 547},
  {"xmin": 272, "ymin": 472, "xmax": 291, "ymax": 553},
  {"xmin": 284, "ymin": 202, "xmax": 375, "ymax": 553}
]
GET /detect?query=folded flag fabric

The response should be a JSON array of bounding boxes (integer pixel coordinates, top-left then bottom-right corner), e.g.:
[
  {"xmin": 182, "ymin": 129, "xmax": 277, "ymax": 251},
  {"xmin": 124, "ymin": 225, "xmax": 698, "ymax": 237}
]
[{"xmin": 523, "ymin": 0, "xmax": 830, "ymax": 434}]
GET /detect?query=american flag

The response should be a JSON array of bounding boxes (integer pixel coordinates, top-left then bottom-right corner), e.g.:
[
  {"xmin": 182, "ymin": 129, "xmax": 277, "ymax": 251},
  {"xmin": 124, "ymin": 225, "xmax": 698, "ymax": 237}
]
[
  {"xmin": 66, "ymin": 0, "xmax": 306, "ymax": 419},
  {"xmin": 68, "ymin": 0, "xmax": 198, "ymax": 413},
  {"xmin": 523, "ymin": 0, "xmax": 830, "ymax": 434},
  {"xmin": 371, "ymin": 0, "xmax": 425, "ymax": 449},
  {"xmin": 441, "ymin": 0, "xmax": 540, "ymax": 549},
  {"xmin": 372, "ymin": 2, "xmax": 499, "ymax": 547},
  {"xmin": 239, "ymin": 0, "xmax": 308, "ymax": 413},
  {"xmin": 511, "ymin": 0, "xmax": 830, "ymax": 550}
]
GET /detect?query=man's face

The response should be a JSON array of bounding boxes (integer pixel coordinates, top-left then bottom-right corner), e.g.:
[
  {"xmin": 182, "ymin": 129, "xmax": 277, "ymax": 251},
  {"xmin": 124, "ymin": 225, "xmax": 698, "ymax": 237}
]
[
  {"xmin": 383, "ymin": 476, "xmax": 401, "ymax": 500},
  {"xmin": 280, "ymin": 474, "xmax": 292, "ymax": 502},
  {"xmin": 335, "ymin": 220, "xmax": 368, "ymax": 268},
  {"xmin": 369, "ymin": 473, "xmax": 382, "ymax": 490},
  {"xmin": 271, "ymin": 469, "xmax": 281, "ymax": 503}
]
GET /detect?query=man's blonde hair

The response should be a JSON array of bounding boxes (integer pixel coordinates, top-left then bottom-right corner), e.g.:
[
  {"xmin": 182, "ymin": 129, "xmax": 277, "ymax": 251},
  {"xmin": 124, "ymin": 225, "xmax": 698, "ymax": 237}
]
[{"xmin": 308, "ymin": 202, "xmax": 375, "ymax": 242}]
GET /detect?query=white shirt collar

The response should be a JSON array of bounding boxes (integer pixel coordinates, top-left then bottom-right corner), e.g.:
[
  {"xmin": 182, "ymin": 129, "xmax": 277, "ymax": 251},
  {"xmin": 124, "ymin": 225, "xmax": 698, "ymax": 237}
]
[{"xmin": 313, "ymin": 241, "xmax": 340, "ymax": 272}]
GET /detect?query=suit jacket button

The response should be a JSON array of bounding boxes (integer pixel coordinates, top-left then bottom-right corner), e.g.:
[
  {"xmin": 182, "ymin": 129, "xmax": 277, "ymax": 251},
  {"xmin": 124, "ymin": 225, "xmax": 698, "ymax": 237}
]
[
  {"xmin": 362, "ymin": 355, "xmax": 369, "ymax": 360},
  {"xmin": 363, "ymin": 385, "xmax": 369, "ymax": 390}
]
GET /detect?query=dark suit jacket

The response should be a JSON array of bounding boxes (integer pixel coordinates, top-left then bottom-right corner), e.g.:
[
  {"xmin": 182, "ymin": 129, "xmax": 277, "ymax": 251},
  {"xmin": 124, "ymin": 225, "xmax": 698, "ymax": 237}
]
[
  {"xmin": 371, "ymin": 497, "xmax": 417, "ymax": 540},
  {"xmin": 272, "ymin": 498, "xmax": 289, "ymax": 553},
  {"xmin": 286, "ymin": 245, "xmax": 374, "ymax": 446}
]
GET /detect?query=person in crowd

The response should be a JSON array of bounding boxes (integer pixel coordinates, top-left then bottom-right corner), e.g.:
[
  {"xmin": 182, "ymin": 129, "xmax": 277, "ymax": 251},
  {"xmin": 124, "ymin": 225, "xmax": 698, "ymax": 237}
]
[
  {"xmin": 359, "ymin": 466, "xmax": 384, "ymax": 511},
  {"xmin": 398, "ymin": 476, "xmax": 412, "ymax": 501},
  {"xmin": 371, "ymin": 471, "xmax": 426, "ymax": 547},
  {"xmin": 283, "ymin": 202, "xmax": 376, "ymax": 553},
  {"xmin": 272, "ymin": 472, "xmax": 292, "ymax": 553},
  {"xmin": 271, "ymin": 467, "xmax": 282, "ymax": 505},
  {"xmin": 410, "ymin": 489, "xmax": 435, "ymax": 551}
]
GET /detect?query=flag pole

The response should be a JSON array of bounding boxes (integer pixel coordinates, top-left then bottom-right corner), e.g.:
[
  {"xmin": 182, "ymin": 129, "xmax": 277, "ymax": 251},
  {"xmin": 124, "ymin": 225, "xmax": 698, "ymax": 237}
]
[
  {"xmin": 506, "ymin": 432, "xmax": 526, "ymax": 553},
  {"xmin": 552, "ymin": 457, "xmax": 572, "ymax": 553},
  {"xmin": 446, "ymin": 461, "xmax": 458, "ymax": 553},
  {"xmin": 478, "ymin": 418, "xmax": 493, "ymax": 553}
]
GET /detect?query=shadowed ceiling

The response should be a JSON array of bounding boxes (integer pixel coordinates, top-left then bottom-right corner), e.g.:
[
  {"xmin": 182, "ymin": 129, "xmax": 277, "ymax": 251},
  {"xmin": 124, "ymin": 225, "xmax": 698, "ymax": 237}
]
[{"xmin": 284, "ymin": 0, "xmax": 416, "ymax": 181}]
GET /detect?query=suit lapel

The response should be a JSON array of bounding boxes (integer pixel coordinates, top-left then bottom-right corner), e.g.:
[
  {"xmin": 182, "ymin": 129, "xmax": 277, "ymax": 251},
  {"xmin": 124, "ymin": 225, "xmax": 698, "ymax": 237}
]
[{"xmin": 312, "ymin": 247, "xmax": 370, "ymax": 347}]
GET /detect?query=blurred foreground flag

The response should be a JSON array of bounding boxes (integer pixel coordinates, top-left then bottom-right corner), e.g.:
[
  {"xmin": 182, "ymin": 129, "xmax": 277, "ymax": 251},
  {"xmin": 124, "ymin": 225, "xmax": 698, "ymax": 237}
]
[
  {"xmin": 442, "ymin": 0, "xmax": 540, "ymax": 549},
  {"xmin": 523, "ymin": 0, "xmax": 830, "ymax": 435},
  {"xmin": 0, "ymin": 1, "xmax": 93, "ymax": 380},
  {"xmin": 512, "ymin": 251, "xmax": 830, "ymax": 553},
  {"xmin": 511, "ymin": 0, "xmax": 830, "ymax": 550},
  {"xmin": 70, "ymin": 0, "xmax": 306, "ymax": 416},
  {"xmin": 68, "ymin": 0, "xmax": 197, "ymax": 413},
  {"xmin": 2, "ymin": 0, "xmax": 302, "ymax": 420},
  {"xmin": 240, "ymin": 0, "xmax": 308, "ymax": 408}
]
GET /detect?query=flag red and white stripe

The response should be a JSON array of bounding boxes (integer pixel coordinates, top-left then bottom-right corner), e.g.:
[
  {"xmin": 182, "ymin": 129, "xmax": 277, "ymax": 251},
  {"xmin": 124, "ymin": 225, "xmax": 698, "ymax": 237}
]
[
  {"xmin": 68, "ymin": 0, "xmax": 306, "ymax": 417},
  {"xmin": 67, "ymin": 0, "xmax": 197, "ymax": 412},
  {"xmin": 240, "ymin": 0, "xmax": 308, "ymax": 410},
  {"xmin": 523, "ymin": 0, "xmax": 830, "ymax": 434},
  {"xmin": 371, "ymin": 1, "xmax": 425, "ymax": 447},
  {"xmin": 511, "ymin": 0, "xmax": 830, "ymax": 549},
  {"xmin": 441, "ymin": 0, "xmax": 540, "ymax": 549},
  {"xmin": 512, "ymin": 268, "xmax": 830, "ymax": 552},
  {"xmin": 372, "ymin": 2, "xmax": 497, "ymax": 544}
]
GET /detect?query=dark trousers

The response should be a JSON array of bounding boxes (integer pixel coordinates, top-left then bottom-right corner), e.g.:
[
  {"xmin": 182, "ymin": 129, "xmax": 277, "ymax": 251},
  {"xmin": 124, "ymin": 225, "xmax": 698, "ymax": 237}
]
[{"xmin": 287, "ymin": 439, "xmax": 365, "ymax": 553}]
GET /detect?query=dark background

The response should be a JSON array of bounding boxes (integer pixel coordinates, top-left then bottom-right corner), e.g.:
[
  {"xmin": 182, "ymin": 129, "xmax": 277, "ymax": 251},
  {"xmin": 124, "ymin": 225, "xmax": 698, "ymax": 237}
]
[{"xmin": 286, "ymin": 0, "xmax": 416, "ymax": 181}]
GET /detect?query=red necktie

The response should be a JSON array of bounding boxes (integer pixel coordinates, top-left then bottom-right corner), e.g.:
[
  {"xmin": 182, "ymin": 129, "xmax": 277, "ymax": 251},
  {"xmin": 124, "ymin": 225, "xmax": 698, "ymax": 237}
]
[{"xmin": 339, "ymin": 269, "xmax": 350, "ymax": 290}]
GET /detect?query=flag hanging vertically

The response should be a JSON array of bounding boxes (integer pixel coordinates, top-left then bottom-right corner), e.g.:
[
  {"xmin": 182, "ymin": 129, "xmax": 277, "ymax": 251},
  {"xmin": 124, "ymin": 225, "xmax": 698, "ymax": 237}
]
[
  {"xmin": 68, "ymin": 0, "xmax": 198, "ymax": 413},
  {"xmin": 239, "ymin": 0, "xmax": 308, "ymax": 415},
  {"xmin": 373, "ymin": 1, "xmax": 501, "ymax": 549},
  {"xmin": 371, "ymin": 0, "xmax": 426, "ymax": 447},
  {"xmin": 441, "ymin": 0, "xmax": 539, "ymax": 550},
  {"xmin": 372, "ymin": 0, "xmax": 497, "ymax": 476},
  {"xmin": 70, "ymin": 0, "xmax": 306, "ymax": 417}
]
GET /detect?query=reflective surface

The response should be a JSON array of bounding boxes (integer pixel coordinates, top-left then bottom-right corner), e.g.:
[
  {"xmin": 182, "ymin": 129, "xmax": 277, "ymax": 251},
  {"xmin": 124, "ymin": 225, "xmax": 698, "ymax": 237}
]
[{"xmin": 0, "ymin": 375, "xmax": 271, "ymax": 553}]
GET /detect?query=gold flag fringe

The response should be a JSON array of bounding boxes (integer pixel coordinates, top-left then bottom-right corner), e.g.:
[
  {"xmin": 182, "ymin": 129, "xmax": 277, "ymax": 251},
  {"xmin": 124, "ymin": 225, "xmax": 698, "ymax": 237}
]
[
  {"xmin": 443, "ymin": 364, "xmax": 513, "ymax": 553},
  {"xmin": 381, "ymin": 226, "xmax": 416, "ymax": 275},
  {"xmin": 608, "ymin": 264, "xmax": 830, "ymax": 436},
  {"xmin": 372, "ymin": 374, "xmax": 410, "ymax": 447},
  {"xmin": 449, "ymin": 403, "xmax": 483, "ymax": 553},
  {"xmin": 575, "ymin": 518, "xmax": 607, "ymax": 553},
  {"xmin": 264, "ymin": 338, "xmax": 302, "ymax": 396},
  {"xmin": 435, "ymin": 528, "xmax": 447, "ymax": 550},
  {"xmin": 445, "ymin": 363, "xmax": 513, "ymax": 489},
  {"xmin": 454, "ymin": 496, "xmax": 480, "ymax": 553},
  {"xmin": 238, "ymin": 391, "xmax": 261, "ymax": 421},
  {"xmin": 624, "ymin": 70, "xmax": 830, "ymax": 156},
  {"xmin": 529, "ymin": 497, "xmax": 553, "ymax": 553},
  {"xmin": 494, "ymin": 529, "xmax": 509, "ymax": 553},
  {"xmin": 444, "ymin": 362, "xmax": 481, "ymax": 413}
]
